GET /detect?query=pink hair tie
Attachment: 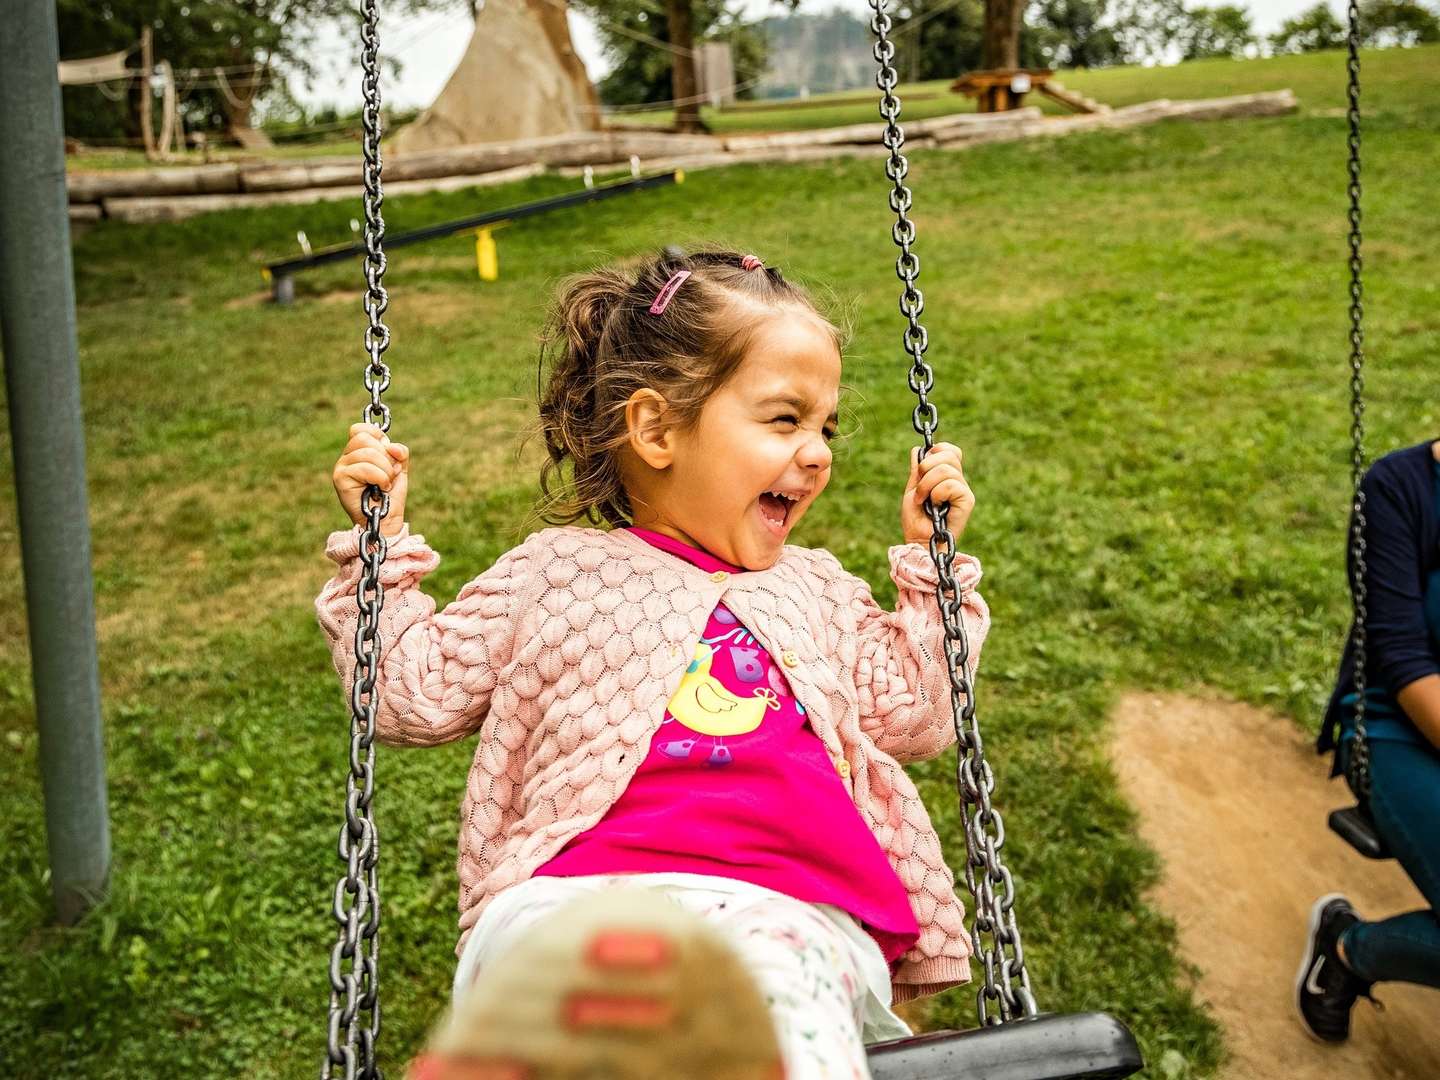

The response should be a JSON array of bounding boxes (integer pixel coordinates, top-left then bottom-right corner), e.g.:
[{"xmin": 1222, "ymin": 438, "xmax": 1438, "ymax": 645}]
[
  {"xmin": 741, "ymin": 254, "xmax": 764, "ymax": 271},
  {"xmin": 648, "ymin": 269, "xmax": 691, "ymax": 315}
]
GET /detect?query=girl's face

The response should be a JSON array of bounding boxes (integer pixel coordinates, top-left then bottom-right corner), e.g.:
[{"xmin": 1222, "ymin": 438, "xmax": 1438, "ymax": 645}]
[{"xmin": 631, "ymin": 310, "xmax": 841, "ymax": 570}]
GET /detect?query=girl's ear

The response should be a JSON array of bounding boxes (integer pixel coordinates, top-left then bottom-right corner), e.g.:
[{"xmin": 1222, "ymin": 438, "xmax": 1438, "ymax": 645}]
[{"xmin": 625, "ymin": 388, "xmax": 676, "ymax": 470}]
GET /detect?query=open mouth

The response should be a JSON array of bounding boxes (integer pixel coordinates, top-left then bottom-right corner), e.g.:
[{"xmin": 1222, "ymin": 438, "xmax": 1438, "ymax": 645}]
[{"xmin": 757, "ymin": 490, "xmax": 800, "ymax": 533}]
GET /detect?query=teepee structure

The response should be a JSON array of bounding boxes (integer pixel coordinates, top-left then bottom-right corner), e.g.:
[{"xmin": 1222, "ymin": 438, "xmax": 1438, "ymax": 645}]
[{"xmin": 392, "ymin": 0, "xmax": 601, "ymax": 153}]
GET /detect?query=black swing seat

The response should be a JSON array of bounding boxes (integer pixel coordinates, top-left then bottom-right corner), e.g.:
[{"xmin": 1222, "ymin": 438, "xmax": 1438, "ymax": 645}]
[
  {"xmin": 1328, "ymin": 804, "xmax": 1391, "ymax": 860},
  {"xmin": 867, "ymin": 1011, "xmax": 1143, "ymax": 1080}
]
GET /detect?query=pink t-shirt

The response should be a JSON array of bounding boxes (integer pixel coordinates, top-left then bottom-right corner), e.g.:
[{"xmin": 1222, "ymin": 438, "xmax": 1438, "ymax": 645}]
[{"xmin": 533, "ymin": 527, "xmax": 920, "ymax": 963}]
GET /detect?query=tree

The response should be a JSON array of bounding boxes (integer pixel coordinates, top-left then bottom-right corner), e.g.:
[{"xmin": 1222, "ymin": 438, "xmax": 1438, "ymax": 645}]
[
  {"xmin": 1024, "ymin": 0, "xmax": 1194, "ymax": 69},
  {"xmin": 890, "ymin": 0, "xmax": 985, "ymax": 82},
  {"xmin": 56, "ymin": 0, "xmax": 457, "ymax": 143},
  {"xmin": 986, "ymin": 0, "xmax": 1187, "ymax": 73},
  {"xmin": 578, "ymin": 0, "xmax": 772, "ymax": 126},
  {"xmin": 1361, "ymin": 0, "xmax": 1440, "ymax": 45},
  {"xmin": 1176, "ymin": 3, "xmax": 1255, "ymax": 57},
  {"xmin": 1269, "ymin": 2, "xmax": 1347, "ymax": 52},
  {"xmin": 1026, "ymin": 0, "xmax": 1126, "ymax": 67}
]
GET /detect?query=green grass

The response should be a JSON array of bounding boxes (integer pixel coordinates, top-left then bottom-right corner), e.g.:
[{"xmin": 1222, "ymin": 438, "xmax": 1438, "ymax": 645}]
[
  {"xmin": 7, "ymin": 45, "xmax": 1439, "ymax": 1077},
  {"xmin": 606, "ymin": 45, "xmax": 1440, "ymax": 130}
]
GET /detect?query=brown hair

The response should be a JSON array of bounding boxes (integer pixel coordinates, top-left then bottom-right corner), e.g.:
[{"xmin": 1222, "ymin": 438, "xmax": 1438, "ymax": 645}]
[{"xmin": 536, "ymin": 246, "xmax": 844, "ymax": 527}]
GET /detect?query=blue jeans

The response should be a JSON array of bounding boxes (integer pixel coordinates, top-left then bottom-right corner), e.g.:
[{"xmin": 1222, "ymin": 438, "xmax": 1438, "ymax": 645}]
[{"xmin": 1337, "ymin": 736, "xmax": 1440, "ymax": 988}]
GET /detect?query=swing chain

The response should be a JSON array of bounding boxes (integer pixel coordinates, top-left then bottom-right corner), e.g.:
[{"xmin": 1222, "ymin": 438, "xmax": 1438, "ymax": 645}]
[
  {"xmin": 868, "ymin": 0, "xmax": 1037, "ymax": 1027},
  {"xmin": 1343, "ymin": 0, "xmax": 1371, "ymax": 802},
  {"xmin": 324, "ymin": 0, "xmax": 390, "ymax": 1077}
]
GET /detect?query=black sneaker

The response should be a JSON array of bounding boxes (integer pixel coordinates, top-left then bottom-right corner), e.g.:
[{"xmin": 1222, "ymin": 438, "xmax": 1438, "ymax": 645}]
[{"xmin": 1295, "ymin": 893, "xmax": 1375, "ymax": 1043}]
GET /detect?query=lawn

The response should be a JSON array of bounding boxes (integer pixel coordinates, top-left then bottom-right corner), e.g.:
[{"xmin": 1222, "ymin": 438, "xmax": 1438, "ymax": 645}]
[{"xmin": 6, "ymin": 45, "xmax": 1439, "ymax": 1077}]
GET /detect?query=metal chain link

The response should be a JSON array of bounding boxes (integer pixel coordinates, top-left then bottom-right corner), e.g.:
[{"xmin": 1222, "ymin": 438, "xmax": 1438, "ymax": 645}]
[
  {"xmin": 867, "ymin": 0, "xmax": 1037, "ymax": 1026},
  {"xmin": 323, "ymin": 1, "xmax": 391, "ymax": 1076},
  {"xmin": 1343, "ymin": 0, "xmax": 1371, "ymax": 802}
]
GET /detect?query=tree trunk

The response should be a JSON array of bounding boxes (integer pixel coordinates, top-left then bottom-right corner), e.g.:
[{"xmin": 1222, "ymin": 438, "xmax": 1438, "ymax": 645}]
[
  {"xmin": 666, "ymin": 0, "xmax": 707, "ymax": 134},
  {"xmin": 981, "ymin": 0, "xmax": 1024, "ymax": 70}
]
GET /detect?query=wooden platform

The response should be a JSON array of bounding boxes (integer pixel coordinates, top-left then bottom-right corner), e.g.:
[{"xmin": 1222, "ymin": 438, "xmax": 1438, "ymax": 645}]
[{"xmin": 951, "ymin": 68, "xmax": 1109, "ymax": 114}]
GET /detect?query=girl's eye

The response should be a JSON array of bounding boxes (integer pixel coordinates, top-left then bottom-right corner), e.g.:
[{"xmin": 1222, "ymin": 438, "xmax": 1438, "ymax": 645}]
[
  {"xmin": 822, "ymin": 428, "xmax": 838, "ymax": 441},
  {"xmin": 770, "ymin": 415, "xmax": 800, "ymax": 427}
]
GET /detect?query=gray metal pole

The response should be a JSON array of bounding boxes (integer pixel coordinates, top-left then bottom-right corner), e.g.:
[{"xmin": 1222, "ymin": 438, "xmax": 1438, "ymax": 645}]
[{"xmin": 0, "ymin": 0, "xmax": 111, "ymax": 924}]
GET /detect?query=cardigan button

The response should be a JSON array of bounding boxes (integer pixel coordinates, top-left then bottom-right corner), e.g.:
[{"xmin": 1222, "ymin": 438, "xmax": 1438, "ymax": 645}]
[
  {"xmin": 780, "ymin": 650, "xmax": 800, "ymax": 669},
  {"xmin": 834, "ymin": 757, "xmax": 851, "ymax": 779},
  {"xmin": 709, "ymin": 570, "xmax": 728, "ymax": 584}
]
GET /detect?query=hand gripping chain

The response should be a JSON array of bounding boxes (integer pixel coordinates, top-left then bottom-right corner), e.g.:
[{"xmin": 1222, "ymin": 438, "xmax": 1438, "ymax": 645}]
[{"xmin": 867, "ymin": 0, "xmax": 1037, "ymax": 1025}]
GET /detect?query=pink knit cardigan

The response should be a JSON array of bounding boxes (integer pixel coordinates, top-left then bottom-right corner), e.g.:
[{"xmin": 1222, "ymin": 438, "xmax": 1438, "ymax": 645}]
[{"xmin": 316, "ymin": 523, "xmax": 990, "ymax": 1002}]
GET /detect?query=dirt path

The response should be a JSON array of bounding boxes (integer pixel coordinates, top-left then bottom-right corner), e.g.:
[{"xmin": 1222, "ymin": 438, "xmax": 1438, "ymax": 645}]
[{"xmin": 1111, "ymin": 692, "xmax": 1438, "ymax": 1080}]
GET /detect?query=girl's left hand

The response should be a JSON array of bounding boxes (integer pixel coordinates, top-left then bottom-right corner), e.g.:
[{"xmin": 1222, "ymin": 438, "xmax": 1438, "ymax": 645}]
[{"xmin": 901, "ymin": 442, "xmax": 975, "ymax": 545}]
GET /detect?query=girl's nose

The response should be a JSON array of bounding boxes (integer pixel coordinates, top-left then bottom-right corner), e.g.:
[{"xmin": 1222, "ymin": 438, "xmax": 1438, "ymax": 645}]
[{"xmin": 797, "ymin": 433, "xmax": 832, "ymax": 471}]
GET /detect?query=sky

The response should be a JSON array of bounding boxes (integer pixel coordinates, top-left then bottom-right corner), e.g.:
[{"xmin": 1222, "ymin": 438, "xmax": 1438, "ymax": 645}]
[{"xmin": 291, "ymin": 0, "xmax": 1337, "ymax": 114}]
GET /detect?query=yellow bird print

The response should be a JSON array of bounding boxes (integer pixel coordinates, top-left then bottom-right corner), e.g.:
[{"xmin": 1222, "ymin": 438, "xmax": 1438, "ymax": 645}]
[
  {"xmin": 668, "ymin": 644, "xmax": 767, "ymax": 736},
  {"xmin": 658, "ymin": 644, "xmax": 777, "ymax": 766}
]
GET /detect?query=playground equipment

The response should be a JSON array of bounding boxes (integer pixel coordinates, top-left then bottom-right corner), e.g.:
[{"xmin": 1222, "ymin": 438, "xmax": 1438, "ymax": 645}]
[
  {"xmin": 951, "ymin": 69, "xmax": 1108, "ymax": 115},
  {"xmin": 262, "ymin": 170, "xmax": 681, "ymax": 304},
  {"xmin": 319, "ymin": 1, "xmax": 1144, "ymax": 1077},
  {"xmin": 1327, "ymin": 0, "xmax": 1393, "ymax": 865}
]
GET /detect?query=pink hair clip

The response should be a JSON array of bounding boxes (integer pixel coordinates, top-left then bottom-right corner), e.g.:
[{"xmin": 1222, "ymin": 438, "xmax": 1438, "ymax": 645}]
[
  {"xmin": 741, "ymin": 254, "xmax": 764, "ymax": 271},
  {"xmin": 648, "ymin": 269, "xmax": 691, "ymax": 315}
]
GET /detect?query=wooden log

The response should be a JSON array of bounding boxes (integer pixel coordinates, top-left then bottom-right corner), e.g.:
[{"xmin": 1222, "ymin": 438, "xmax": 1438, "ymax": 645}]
[
  {"xmin": 67, "ymin": 203, "xmax": 103, "ymax": 222},
  {"xmin": 561, "ymin": 88, "xmax": 1298, "ymax": 179},
  {"xmin": 721, "ymin": 107, "xmax": 1041, "ymax": 153},
  {"xmin": 76, "ymin": 136, "xmax": 617, "ymax": 206},
  {"xmin": 384, "ymin": 131, "xmax": 717, "ymax": 180},
  {"xmin": 240, "ymin": 161, "xmax": 359, "ymax": 193},
  {"xmin": 569, "ymin": 143, "xmax": 886, "ymax": 179},
  {"xmin": 67, "ymin": 163, "xmax": 241, "ymax": 203},
  {"xmin": 383, "ymin": 134, "xmax": 590, "ymax": 180},
  {"xmin": 931, "ymin": 116, "xmax": 1052, "ymax": 145},
  {"xmin": 1101, "ymin": 100, "xmax": 1176, "ymax": 128},
  {"xmin": 1163, "ymin": 89, "xmax": 1297, "ymax": 122},
  {"xmin": 606, "ymin": 131, "xmax": 722, "ymax": 158},
  {"xmin": 1037, "ymin": 80, "xmax": 1110, "ymax": 115},
  {"xmin": 100, "ymin": 164, "xmax": 545, "ymax": 224}
]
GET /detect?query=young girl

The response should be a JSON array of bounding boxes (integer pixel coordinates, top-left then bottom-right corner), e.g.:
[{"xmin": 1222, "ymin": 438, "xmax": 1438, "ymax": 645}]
[
  {"xmin": 317, "ymin": 248, "xmax": 988, "ymax": 1079},
  {"xmin": 1299, "ymin": 437, "xmax": 1440, "ymax": 1042}
]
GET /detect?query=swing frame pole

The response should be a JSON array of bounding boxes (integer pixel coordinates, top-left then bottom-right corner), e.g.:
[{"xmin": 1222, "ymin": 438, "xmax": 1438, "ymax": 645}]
[{"xmin": 0, "ymin": 0, "xmax": 111, "ymax": 924}]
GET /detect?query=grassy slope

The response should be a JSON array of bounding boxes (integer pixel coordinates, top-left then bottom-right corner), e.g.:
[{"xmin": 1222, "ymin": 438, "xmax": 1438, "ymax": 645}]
[
  {"xmin": 605, "ymin": 45, "xmax": 1438, "ymax": 130},
  {"xmin": 7, "ymin": 46, "xmax": 1439, "ymax": 1077}
]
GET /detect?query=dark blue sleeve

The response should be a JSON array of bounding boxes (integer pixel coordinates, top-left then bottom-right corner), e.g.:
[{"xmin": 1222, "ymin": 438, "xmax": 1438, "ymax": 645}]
[{"xmin": 1357, "ymin": 464, "xmax": 1440, "ymax": 694}]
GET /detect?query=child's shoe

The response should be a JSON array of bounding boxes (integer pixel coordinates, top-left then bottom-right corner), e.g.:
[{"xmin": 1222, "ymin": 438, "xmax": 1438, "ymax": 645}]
[
  {"xmin": 409, "ymin": 888, "xmax": 785, "ymax": 1080},
  {"xmin": 1295, "ymin": 893, "xmax": 1377, "ymax": 1043}
]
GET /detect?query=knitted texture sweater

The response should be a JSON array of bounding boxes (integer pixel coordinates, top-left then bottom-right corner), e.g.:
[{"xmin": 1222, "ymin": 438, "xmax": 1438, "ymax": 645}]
[{"xmin": 316, "ymin": 523, "xmax": 990, "ymax": 1002}]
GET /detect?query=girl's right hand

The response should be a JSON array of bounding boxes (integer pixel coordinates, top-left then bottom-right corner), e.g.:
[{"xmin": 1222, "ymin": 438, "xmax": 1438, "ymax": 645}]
[{"xmin": 333, "ymin": 422, "xmax": 409, "ymax": 537}]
